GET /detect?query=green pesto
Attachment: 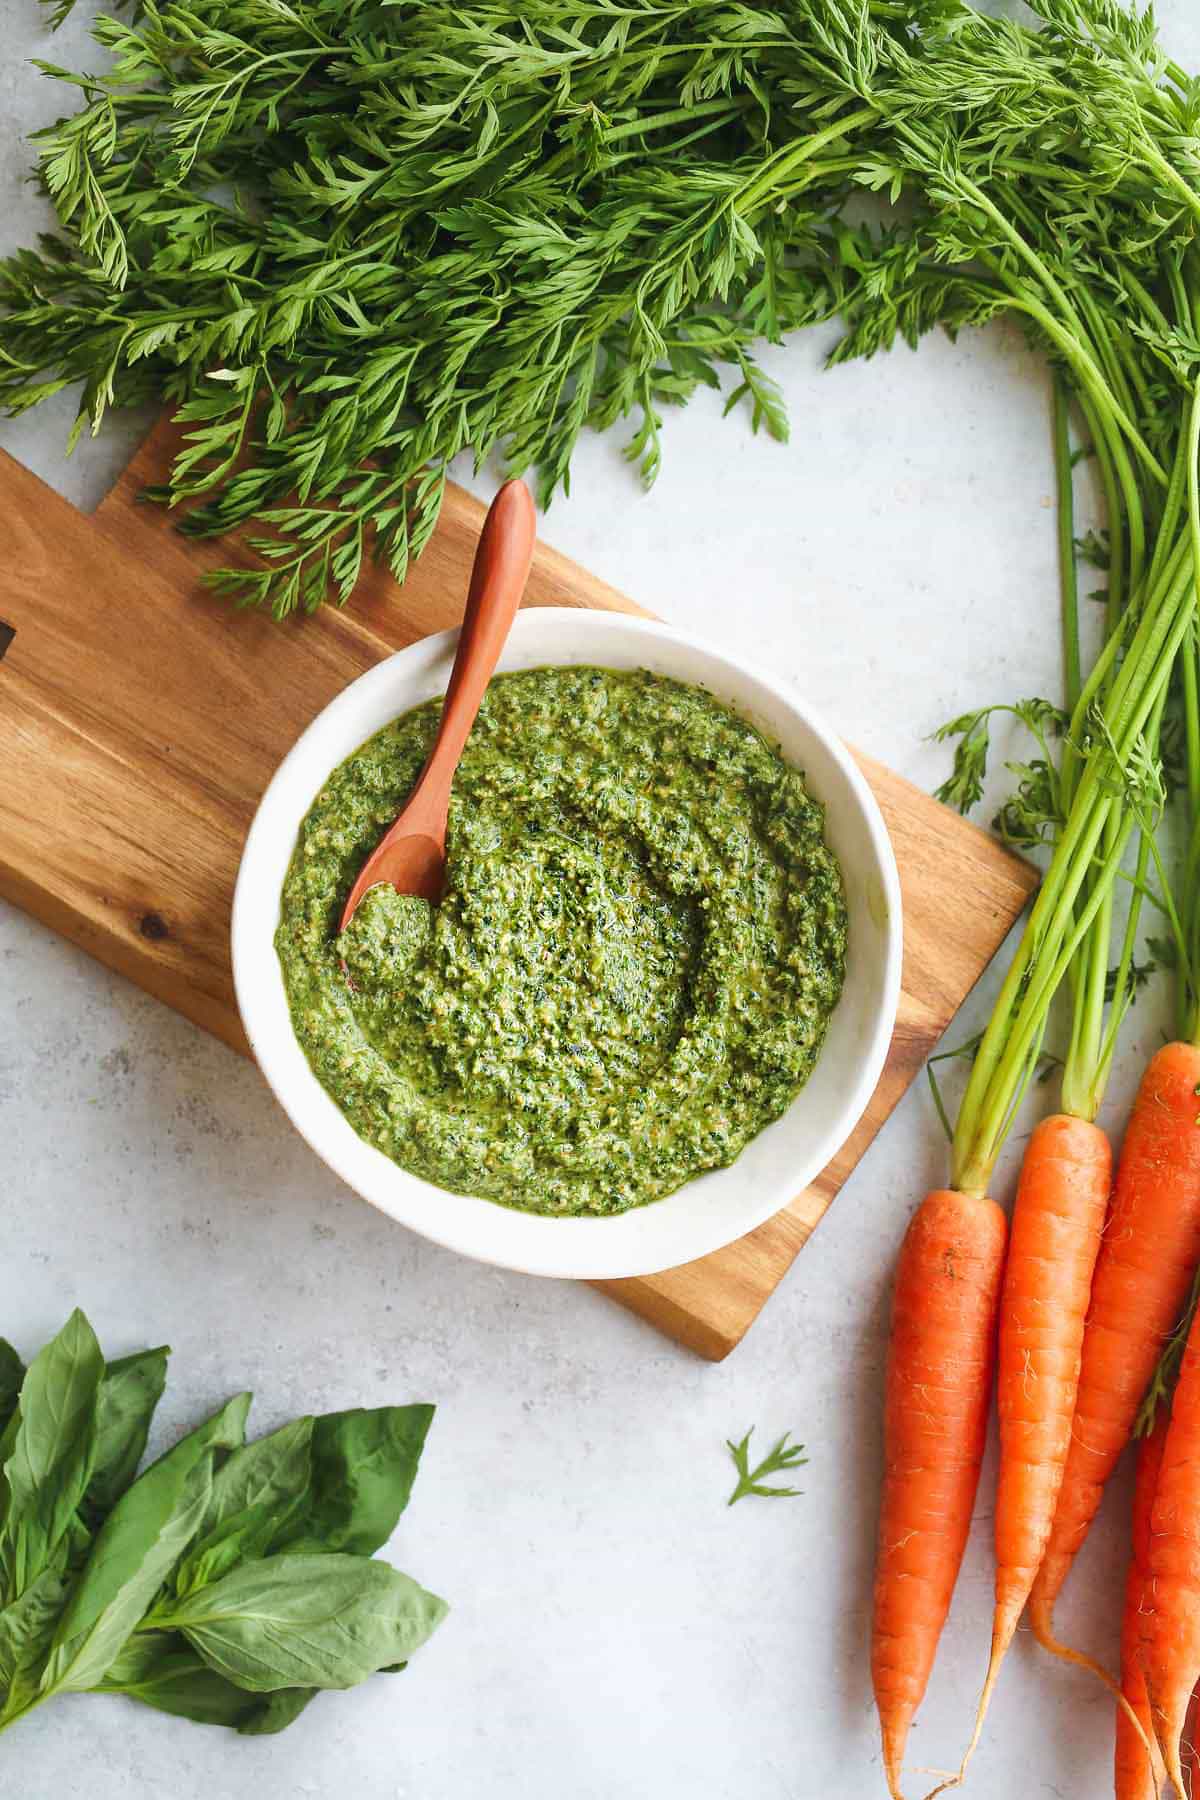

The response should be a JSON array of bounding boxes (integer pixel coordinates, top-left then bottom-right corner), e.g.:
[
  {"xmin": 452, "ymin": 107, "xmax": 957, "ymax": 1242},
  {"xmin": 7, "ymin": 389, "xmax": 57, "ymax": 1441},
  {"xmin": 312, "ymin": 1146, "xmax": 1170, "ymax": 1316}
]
[{"xmin": 276, "ymin": 667, "xmax": 847, "ymax": 1218}]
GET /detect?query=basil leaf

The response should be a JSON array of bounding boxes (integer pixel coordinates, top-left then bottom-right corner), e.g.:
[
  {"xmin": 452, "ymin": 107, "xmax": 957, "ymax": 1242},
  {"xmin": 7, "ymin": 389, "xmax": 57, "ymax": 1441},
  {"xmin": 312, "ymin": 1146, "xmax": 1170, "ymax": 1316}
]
[
  {"xmin": 99, "ymin": 1627, "xmax": 173, "ymax": 1687},
  {"xmin": 175, "ymin": 1499, "xmax": 293, "ymax": 1600},
  {"xmin": 176, "ymin": 1554, "xmax": 446, "ymax": 1692},
  {"xmin": 0, "ymin": 1344, "xmax": 24, "ymax": 1437},
  {"xmin": 272, "ymin": 1406, "xmax": 434, "ymax": 1557},
  {"xmin": 104, "ymin": 1635, "xmax": 319, "ymax": 1734},
  {"xmin": 100, "ymin": 1631, "xmax": 259, "ymax": 1728},
  {"xmin": 0, "ymin": 1560, "xmax": 69, "ymax": 1722},
  {"xmin": 0, "ymin": 1310, "xmax": 104, "ymax": 1603},
  {"xmin": 41, "ymin": 1392, "xmax": 250, "ymax": 1696},
  {"xmin": 237, "ymin": 1686, "xmax": 317, "ymax": 1736},
  {"xmin": 174, "ymin": 1418, "xmax": 313, "ymax": 1597},
  {"xmin": 199, "ymin": 1417, "xmax": 313, "ymax": 1540},
  {"xmin": 82, "ymin": 1347, "xmax": 170, "ymax": 1524}
]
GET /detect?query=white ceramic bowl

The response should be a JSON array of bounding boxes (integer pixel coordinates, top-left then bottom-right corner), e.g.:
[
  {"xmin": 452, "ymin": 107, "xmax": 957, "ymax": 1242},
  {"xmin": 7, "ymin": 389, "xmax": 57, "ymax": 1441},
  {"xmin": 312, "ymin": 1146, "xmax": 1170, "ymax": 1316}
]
[{"xmin": 232, "ymin": 608, "xmax": 902, "ymax": 1279}]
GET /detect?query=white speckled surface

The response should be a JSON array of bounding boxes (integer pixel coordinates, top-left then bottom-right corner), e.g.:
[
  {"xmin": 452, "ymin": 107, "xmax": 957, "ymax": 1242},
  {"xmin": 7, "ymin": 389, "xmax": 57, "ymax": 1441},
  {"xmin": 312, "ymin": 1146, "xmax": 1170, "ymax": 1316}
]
[{"xmin": 2, "ymin": 8, "xmax": 1196, "ymax": 1797}]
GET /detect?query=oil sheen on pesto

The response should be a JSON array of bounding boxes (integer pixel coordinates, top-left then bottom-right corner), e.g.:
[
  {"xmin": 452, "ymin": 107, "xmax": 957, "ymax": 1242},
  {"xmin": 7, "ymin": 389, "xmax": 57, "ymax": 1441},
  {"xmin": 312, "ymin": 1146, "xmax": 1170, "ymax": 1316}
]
[{"xmin": 276, "ymin": 667, "xmax": 848, "ymax": 1218}]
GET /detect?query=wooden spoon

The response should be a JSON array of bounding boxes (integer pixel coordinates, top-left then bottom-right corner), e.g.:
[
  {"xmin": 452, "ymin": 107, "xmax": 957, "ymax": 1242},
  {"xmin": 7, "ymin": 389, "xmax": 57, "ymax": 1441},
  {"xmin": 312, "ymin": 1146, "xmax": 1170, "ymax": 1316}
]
[{"xmin": 339, "ymin": 478, "xmax": 536, "ymax": 929}]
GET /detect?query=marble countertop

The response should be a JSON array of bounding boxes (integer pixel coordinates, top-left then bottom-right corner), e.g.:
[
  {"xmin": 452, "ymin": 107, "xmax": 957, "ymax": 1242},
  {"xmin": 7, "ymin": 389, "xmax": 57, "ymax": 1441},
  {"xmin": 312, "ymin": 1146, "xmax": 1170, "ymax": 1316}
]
[{"xmin": 4, "ymin": 7, "xmax": 1197, "ymax": 1796}]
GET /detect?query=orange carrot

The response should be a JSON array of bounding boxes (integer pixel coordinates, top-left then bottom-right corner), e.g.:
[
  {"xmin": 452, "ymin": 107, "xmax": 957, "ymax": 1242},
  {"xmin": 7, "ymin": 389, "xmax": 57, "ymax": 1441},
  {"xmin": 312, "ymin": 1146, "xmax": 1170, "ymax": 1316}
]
[
  {"xmin": 941, "ymin": 1114, "xmax": 1111, "ymax": 1787},
  {"xmin": 1115, "ymin": 1419, "xmax": 1168, "ymax": 1800},
  {"xmin": 1142, "ymin": 1295, "xmax": 1200, "ymax": 1797},
  {"xmin": 1030, "ymin": 1042, "xmax": 1200, "ymax": 1652},
  {"xmin": 872, "ymin": 1188, "xmax": 1007, "ymax": 1800}
]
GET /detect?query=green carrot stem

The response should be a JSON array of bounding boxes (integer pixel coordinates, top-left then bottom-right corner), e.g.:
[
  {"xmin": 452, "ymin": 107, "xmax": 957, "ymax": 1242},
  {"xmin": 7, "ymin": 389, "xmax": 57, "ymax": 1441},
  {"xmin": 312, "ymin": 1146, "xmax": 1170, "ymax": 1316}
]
[
  {"xmin": 1062, "ymin": 356, "xmax": 1160, "ymax": 1118},
  {"xmin": 735, "ymin": 105, "xmax": 880, "ymax": 213},
  {"xmin": 1062, "ymin": 810, "xmax": 1120, "ymax": 1122},
  {"xmin": 1066, "ymin": 274, "xmax": 1155, "ymax": 552},
  {"xmin": 1093, "ymin": 825, "xmax": 1156, "ymax": 1103},
  {"xmin": 961, "ymin": 197, "xmax": 1165, "ymax": 488},
  {"xmin": 1119, "ymin": 262, "xmax": 1179, "ymax": 348},
  {"xmin": 1053, "ymin": 373, "xmax": 1093, "ymax": 1049},
  {"xmin": 1066, "ymin": 383, "xmax": 1135, "ymax": 651},
  {"xmin": 957, "ymin": 808, "xmax": 1139, "ymax": 1191},
  {"xmin": 1054, "ymin": 376, "xmax": 1082, "ymax": 715},
  {"xmin": 1061, "ymin": 672, "xmax": 1166, "ymax": 1121},
  {"xmin": 1057, "ymin": 473, "xmax": 1190, "ymax": 820},
  {"xmin": 999, "ymin": 282, "xmax": 1165, "ymax": 490},
  {"xmin": 1139, "ymin": 139, "xmax": 1200, "ymax": 232},
  {"xmin": 953, "ymin": 791, "xmax": 1113, "ymax": 1180},
  {"xmin": 1055, "ymin": 381, "xmax": 1086, "ymax": 1054},
  {"xmin": 953, "ymin": 546, "xmax": 1196, "ymax": 1188},
  {"xmin": 993, "ymin": 1014, "xmax": 1052, "ymax": 1157},
  {"xmin": 602, "ymin": 96, "xmax": 754, "ymax": 143},
  {"xmin": 1114, "ymin": 864, "xmax": 1172, "ymax": 914},
  {"xmin": 1146, "ymin": 417, "xmax": 1191, "ymax": 596}
]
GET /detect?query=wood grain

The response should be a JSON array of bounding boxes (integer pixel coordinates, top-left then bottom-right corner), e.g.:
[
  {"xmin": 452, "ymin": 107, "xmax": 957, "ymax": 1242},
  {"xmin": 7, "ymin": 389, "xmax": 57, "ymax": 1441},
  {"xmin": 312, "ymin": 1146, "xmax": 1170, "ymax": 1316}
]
[{"xmin": 0, "ymin": 423, "xmax": 1035, "ymax": 1359}]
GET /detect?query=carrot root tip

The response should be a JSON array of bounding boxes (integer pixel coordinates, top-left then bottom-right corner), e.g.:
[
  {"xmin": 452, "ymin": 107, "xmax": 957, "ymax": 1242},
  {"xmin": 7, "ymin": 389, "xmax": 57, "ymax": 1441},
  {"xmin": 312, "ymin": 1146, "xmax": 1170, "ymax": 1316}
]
[{"xmin": 1144, "ymin": 1683, "xmax": 1191, "ymax": 1800}]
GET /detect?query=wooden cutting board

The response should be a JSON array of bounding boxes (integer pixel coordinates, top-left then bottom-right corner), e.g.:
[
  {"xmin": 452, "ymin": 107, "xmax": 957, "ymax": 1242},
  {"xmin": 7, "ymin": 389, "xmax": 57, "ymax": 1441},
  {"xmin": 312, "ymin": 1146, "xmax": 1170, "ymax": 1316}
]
[{"xmin": 0, "ymin": 421, "xmax": 1035, "ymax": 1359}]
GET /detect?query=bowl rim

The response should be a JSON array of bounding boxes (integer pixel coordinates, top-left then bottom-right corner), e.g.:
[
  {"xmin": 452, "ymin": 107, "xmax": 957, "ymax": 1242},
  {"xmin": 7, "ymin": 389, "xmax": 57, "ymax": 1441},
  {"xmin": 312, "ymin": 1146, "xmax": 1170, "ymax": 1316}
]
[{"xmin": 231, "ymin": 607, "xmax": 903, "ymax": 1279}]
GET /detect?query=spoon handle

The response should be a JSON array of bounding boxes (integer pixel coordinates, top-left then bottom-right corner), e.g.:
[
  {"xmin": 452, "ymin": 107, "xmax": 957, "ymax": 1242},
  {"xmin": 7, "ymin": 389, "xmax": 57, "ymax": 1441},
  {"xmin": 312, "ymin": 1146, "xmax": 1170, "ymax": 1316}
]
[{"xmin": 422, "ymin": 479, "xmax": 537, "ymax": 788}]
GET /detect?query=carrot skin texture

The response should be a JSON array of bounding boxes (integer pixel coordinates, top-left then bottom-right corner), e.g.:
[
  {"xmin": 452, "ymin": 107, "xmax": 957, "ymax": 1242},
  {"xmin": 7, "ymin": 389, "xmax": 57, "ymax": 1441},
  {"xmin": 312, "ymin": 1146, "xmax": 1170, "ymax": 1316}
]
[
  {"xmin": 993, "ymin": 1115, "xmax": 1110, "ymax": 1650},
  {"xmin": 1115, "ymin": 1419, "xmax": 1168, "ymax": 1800},
  {"xmin": 1143, "ymin": 1301, "xmax": 1200, "ymax": 1797},
  {"xmin": 1030, "ymin": 1043, "xmax": 1200, "ymax": 1642},
  {"xmin": 872, "ymin": 1188, "xmax": 1008, "ymax": 1799}
]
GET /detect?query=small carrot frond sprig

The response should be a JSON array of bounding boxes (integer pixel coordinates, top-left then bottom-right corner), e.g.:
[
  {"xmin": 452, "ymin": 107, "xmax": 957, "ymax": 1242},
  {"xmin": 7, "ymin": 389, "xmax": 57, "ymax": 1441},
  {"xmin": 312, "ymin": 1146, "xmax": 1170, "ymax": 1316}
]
[{"xmin": 725, "ymin": 1429, "xmax": 807, "ymax": 1507}]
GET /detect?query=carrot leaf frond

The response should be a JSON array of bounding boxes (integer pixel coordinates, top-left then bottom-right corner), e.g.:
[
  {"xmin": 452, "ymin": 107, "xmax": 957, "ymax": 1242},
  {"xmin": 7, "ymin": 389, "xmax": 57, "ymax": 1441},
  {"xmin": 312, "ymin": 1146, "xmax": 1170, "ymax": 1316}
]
[
  {"xmin": 933, "ymin": 699, "xmax": 1065, "ymax": 828},
  {"xmin": 725, "ymin": 1429, "xmax": 807, "ymax": 1507}
]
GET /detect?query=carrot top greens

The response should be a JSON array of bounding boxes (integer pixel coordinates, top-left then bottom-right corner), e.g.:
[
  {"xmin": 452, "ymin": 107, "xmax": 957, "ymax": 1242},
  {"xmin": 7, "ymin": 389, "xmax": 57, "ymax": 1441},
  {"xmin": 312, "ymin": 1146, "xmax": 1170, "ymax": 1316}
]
[
  {"xmin": 2, "ymin": 0, "xmax": 1200, "ymax": 620},
  {"xmin": 7, "ymin": 2, "xmax": 1200, "ymax": 1182}
]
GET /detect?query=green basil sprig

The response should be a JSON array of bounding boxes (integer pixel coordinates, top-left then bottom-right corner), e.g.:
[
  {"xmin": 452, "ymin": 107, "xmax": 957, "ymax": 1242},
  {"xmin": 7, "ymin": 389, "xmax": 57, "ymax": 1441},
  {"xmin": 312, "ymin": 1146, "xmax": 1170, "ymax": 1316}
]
[{"xmin": 0, "ymin": 1311, "xmax": 444, "ymax": 1744}]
